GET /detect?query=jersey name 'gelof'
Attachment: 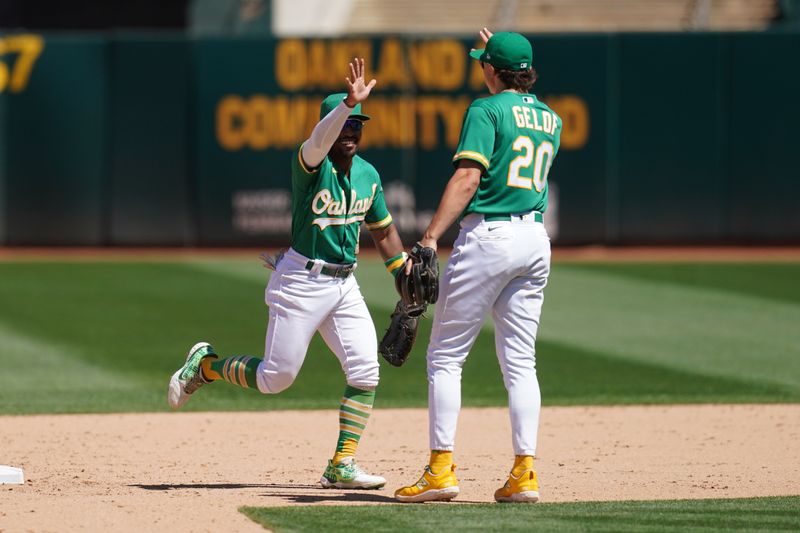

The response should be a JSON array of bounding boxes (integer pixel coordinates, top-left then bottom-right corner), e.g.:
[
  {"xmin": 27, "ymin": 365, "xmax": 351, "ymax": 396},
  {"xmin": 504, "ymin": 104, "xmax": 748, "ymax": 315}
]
[
  {"xmin": 312, "ymin": 184, "xmax": 378, "ymax": 230},
  {"xmin": 511, "ymin": 105, "xmax": 559, "ymax": 135}
]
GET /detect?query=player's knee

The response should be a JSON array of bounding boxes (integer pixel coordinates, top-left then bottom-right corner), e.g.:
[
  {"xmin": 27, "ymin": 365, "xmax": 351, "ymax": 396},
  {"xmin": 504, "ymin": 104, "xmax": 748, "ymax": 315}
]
[
  {"xmin": 427, "ymin": 349, "xmax": 467, "ymax": 374},
  {"xmin": 345, "ymin": 359, "xmax": 379, "ymax": 390},
  {"xmin": 256, "ymin": 367, "xmax": 299, "ymax": 394}
]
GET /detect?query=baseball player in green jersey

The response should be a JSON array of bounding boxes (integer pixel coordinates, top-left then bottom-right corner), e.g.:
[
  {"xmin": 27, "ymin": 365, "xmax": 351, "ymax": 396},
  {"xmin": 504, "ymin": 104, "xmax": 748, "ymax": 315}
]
[
  {"xmin": 169, "ymin": 58, "xmax": 410, "ymax": 490},
  {"xmin": 396, "ymin": 29, "xmax": 562, "ymax": 503}
]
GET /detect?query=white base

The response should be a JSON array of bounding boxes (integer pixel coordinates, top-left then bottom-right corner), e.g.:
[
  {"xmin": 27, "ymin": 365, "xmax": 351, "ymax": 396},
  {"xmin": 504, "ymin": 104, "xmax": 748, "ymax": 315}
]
[{"xmin": 0, "ymin": 465, "xmax": 24, "ymax": 484}]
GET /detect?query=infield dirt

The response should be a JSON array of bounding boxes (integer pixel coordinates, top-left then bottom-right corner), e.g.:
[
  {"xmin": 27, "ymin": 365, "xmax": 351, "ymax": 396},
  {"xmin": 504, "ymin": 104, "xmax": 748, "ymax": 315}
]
[{"xmin": 2, "ymin": 404, "xmax": 798, "ymax": 532}]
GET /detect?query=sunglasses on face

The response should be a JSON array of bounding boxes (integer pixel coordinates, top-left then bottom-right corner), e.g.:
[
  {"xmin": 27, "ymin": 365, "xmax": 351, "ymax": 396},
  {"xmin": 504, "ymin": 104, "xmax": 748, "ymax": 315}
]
[{"xmin": 343, "ymin": 119, "xmax": 364, "ymax": 131}]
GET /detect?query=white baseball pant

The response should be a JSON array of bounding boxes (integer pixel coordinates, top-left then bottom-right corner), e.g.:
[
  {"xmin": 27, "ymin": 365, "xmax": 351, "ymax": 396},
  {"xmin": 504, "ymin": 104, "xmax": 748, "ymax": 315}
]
[
  {"xmin": 427, "ymin": 212, "xmax": 551, "ymax": 456},
  {"xmin": 254, "ymin": 248, "xmax": 379, "ymax": 394}
]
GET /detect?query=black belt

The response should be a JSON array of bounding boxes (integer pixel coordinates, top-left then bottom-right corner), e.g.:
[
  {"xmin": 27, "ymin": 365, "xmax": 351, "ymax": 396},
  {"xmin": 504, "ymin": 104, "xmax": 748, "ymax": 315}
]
[
  {"xmin": 305, "ymin": 260, "xmax": 356, "ymax": 278},
  {"xmin": 484, "ymin": 211, "xmax": 543, "ymax": 223}
]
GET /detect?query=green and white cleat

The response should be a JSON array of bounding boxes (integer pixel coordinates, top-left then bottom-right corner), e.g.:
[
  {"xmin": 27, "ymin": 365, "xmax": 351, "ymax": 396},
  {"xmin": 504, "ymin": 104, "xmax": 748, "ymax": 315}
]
[
  {"xmin": 168, "ymin": 342, "xmax": 217, "ymax": 409},
  {"xmin": 319, "ymin": 457, "xmax": 386, "ymax": 489}
]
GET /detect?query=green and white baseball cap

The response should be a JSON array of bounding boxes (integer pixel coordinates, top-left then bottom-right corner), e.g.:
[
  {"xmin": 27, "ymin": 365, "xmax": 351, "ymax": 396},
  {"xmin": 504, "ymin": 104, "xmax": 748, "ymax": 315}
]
[
  {"xmin": 319, "ymin": 93, "xmax": 370, "ymax": 121},
  {"xmin": 469, "ymin": 31, "xmax": 533, "ymax": 71}
]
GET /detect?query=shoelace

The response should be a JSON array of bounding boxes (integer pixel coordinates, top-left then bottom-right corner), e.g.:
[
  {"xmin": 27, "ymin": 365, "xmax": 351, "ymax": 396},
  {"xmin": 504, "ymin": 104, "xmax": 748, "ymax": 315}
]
[
  {"xmin": 345, "ymin": 462, "xmax": 366, "ymax": 477},
  {"xmin": 414, "ymin": 466, "xmax": 434, "ymax": 485},
  {"xmin": 335, "ymin": 459, "xmax": 365, "ymax": 478}
]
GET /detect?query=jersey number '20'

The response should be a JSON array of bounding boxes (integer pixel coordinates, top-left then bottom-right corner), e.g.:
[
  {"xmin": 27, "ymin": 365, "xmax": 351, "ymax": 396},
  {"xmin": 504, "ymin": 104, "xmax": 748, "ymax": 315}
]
[{"xmin": 507, "ymin": 136, "xmax": 554, "ymax": 192}]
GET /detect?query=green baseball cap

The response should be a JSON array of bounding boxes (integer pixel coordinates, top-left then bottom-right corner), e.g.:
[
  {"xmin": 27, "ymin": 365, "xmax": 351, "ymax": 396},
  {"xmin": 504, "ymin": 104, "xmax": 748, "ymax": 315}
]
[
  {"xmin": 469, "ymin": 32, "xmax": 533, "ymax": 71},
  {"xmin": 319, "ymin": 93, "xmax": 370, "ymax": 121}
]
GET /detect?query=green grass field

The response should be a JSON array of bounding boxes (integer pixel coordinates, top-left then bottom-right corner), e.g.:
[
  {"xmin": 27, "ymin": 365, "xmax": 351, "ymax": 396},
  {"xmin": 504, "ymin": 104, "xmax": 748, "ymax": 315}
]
[
  {"xmin": 2, "ymin": 255, "xmax": 798, "ymax": 531},
  {"xmin": 242, "ymin": 496, "xmax": 800, "ymax": 532},
  {"xmin": 1, "ymin": 257, "xmax": 798, "ymax": 414}
]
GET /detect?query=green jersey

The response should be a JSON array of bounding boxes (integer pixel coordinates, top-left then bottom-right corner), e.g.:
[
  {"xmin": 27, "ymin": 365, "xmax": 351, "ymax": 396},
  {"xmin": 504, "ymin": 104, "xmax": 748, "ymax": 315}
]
[
  {"xmin": 453, "ymin": 92, "xmax": 562, "ymax": 216},
  {"xmin": 290, "ymin": 144, "xmax": 393, "ymax": 264}
]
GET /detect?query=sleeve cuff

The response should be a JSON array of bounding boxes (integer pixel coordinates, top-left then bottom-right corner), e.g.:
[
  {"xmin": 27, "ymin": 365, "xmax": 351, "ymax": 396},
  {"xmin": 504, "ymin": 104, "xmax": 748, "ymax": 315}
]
[
  {"xmin": 366, "ymin": 214, "xmax": 393, "ymax": 231},
  {"xmin": 452, "ymin": 150, "xmax": 489, "ymax": 169}
]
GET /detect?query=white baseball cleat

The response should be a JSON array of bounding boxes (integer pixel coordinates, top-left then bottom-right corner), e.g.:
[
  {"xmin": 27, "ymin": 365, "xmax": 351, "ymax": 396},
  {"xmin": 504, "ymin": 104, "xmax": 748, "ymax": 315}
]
[
  {"xmin": 319, "ymin": 457, "xmax": 386, "ymax": 489},
  {"xmin": 168, "ymin": 342, "xmax": 217, "ymax": 409}
]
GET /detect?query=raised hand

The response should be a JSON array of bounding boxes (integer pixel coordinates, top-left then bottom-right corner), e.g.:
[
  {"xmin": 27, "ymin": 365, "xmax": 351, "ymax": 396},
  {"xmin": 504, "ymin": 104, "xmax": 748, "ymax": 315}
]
[
  {"xmin": 344, "ymin": 58, "xmax": 377, "ymax": 107},
  {"xmin": 471, "ymin": 27, "xmax": 493, "ymax": 55}
]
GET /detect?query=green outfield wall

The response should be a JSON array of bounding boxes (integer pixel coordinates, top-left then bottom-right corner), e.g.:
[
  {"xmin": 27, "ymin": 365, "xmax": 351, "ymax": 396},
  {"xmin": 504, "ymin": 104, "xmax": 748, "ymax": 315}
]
[
  {"xmin": 2, "ymin": 35, "xmax": 107, "ymax": 245},
  {"xmin": 0, "ymin": 83, "xmax": 6, "ymax": 243},
  {"xmin": 109, "ymin": 37, "xmax": 194, "ymax": 245},
  {"xmin": 0, "ymin": 32, "xmax": 798, "ymax": 246}
]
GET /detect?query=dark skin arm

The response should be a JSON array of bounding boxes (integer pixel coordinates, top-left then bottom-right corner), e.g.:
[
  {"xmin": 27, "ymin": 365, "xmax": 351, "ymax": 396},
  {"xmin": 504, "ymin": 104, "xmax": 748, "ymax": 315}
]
[{"xmin": 370, "ymin": 223, "xmax": 406, "ymax": 263}]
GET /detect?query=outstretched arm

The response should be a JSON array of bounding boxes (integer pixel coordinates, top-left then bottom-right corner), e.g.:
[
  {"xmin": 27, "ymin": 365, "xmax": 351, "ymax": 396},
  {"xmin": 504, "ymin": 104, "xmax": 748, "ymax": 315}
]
[{"xmin": 301, "ymin": 58, "xmax": 377, "ymax": 168}]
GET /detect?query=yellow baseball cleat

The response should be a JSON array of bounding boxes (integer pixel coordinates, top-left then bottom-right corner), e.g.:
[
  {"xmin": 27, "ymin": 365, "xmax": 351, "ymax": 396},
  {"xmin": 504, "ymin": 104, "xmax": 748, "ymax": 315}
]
[
  {"xmin": 494, "ymin": 468, "xmax": 540, "ymax": 503},
  {"xmin": 394, "ymin": 464, "xmax": 460, "ymax": 503}
]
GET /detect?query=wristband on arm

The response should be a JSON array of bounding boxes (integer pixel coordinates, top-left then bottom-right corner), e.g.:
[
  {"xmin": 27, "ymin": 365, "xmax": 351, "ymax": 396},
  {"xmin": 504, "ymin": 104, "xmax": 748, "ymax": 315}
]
[{"xmin": 384, "ymin": 252, "xmax": 408, "ymax": 278}]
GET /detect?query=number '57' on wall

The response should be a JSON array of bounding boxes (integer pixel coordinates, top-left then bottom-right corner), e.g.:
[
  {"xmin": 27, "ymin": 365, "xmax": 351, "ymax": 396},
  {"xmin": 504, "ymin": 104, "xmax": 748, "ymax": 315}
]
[{"xmin": 0, "ymin": 35, "xmax": 44, "ymax": 93}]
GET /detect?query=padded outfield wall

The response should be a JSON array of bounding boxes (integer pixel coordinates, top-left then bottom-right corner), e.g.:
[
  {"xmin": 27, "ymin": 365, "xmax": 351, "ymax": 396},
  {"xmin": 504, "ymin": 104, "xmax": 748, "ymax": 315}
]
[{"xmin": 0, "ymin": 32, "xmax": 798, "ymax": 246}]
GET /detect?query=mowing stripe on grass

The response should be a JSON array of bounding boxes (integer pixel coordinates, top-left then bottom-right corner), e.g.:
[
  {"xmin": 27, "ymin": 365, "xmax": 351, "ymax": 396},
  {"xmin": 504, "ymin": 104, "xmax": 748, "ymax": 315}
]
[
  {"xmin": 1, "ymin": 259, "xmax": 797, "ymax": 413},
  {"xmin": 241, "ymin": 495, "xmax": 800, "ymax": 533},
  {"xmin": 185, "ymin": 256, "xmax": 419, "ymax": 318},
  {"xmin": 542, "ymin": 267, "xmax": 800, "ymax": 392},
  {"xmin": 183, "ymin": 258, "xmax": 270, "ymax": 286},
  {"xmin": 0, "ymin": 321, "xmax": 140, "ymax": 400},
  {"xmin": 535, "ymin": 338, "xmax": 798, "ymax": 405},
  {"xmin": 567, "ymin": 262, "xmax": 800, "ymax": 307},
  {"xmin": 193, "ymin": 259, "xmax": 800, "ymax": 393}
]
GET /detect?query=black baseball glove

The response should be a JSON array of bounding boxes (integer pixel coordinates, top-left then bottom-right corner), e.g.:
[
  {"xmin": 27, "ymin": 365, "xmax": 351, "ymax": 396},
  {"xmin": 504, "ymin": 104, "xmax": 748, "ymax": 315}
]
[
  {"xmin": 379, "ymin": 300, "xmax": 427, "ymax": 367},
  {"xmin": 395, "ymin": 243, "xmax": 439, "ymax": 306}
]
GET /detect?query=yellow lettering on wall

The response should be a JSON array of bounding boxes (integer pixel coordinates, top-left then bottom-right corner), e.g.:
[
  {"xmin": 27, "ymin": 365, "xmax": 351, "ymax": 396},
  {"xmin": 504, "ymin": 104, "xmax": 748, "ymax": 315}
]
[
  {"xmin": 359, "ymin": 98, "xmax": 386, "ymax": 149},
  {"xmin": 416, "ymin": 97, "xmax": 439, "ymax": 149},
  {"xmin": 275, "ymin": 39, "xmax": 307, "ymax": 91},
  {"xmin": 357, "ymin": 98, "xmax": 379, "ymax": 149},
  {"xmin": 215, "ymin": 93, "xmax": 589, "ymax": 152},
  {"xmin": 217, "ymin": 95, "xmax": 248, "ymax": 151},
  {"xmin": 0, "ymin": 60, "xmax": 8, "ymax": 93},
  {"xmin": 0, "ymin": 37, "xmax": 6, "ymax": 92},
  {"xmin": 440, "ymin": 96, "xmax": 471, "ymax": 148},
  {"xmin": 331, "ymin": 40, "xmax": 373, "ymax": 82},
  {"xmin": 396, "ymin": 97, "xmax": 417, "ymax": 148},
  {"xmin": 360, "ymin": 96, "xmax": 416, "ymax": 150},
  {"xmin": 272, "ymin": 96, "xmax": 309, "ymax": 147},
  {"xmin": 544, "ymin": 95, "xmax": 590, "ymax": 150},
  {"xmin": 409, "ymin": 40, "xmax": 466, "ymax": 90},
  {"xmin": 0, "ymin": 34, "xmax": 45, "ymax": 93},
  {"xmin": 434, "ymin": 40, "xmax": 466, "ymax": 90},
  {"xmin": 375, "ymin": 39, "xmax": 410, "ymax": 89},
  {"xmin": 247, "ymin": 96, "xmax": 272, "ymax": 149},
  {"xmin": 306, "ymin": 40, "xmax": 334, "ymax": 89},
  {"xmin": 411, "ymin": 41, "xmax": 439, "ymax": 90}
]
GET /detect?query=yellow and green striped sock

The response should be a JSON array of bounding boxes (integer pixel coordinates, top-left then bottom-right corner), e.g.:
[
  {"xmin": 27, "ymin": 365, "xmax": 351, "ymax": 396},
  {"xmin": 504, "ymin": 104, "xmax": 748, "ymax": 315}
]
[
  {"xmin": 203, "ymin": 355, "xmax": 259, "ymax": 389},
  {"xmin": 332, "ymin": 385, "xmax": 375, "ymax": 464}
]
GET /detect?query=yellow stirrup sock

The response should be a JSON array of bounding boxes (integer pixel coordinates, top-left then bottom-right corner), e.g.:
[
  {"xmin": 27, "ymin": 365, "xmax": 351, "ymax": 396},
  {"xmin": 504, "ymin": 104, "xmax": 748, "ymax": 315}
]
[
  {"xmin": 511, "ymin": 455, "xmax": 535, "ymax": 476},
  {"xmin": 200, "ymin": 358, "xmax": 220, "ymax": 381},
  {"xmin": 429, "ymin": 450, "xmax": 453, "ymax": 474},
  {"xmin": 332, "ymin": 439, "xmax": 358, "ymax": 465}
]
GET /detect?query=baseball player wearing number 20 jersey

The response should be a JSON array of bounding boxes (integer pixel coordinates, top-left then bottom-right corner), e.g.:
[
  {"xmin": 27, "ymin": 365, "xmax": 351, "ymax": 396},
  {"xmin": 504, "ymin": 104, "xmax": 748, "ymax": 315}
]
[
  {"xmin": 168, "ymin": 59, "xmax": 410, "ymax": 490},
  {"xmin": 396, "ymin": 30, "xmax": 562, "ymax": 503}
]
